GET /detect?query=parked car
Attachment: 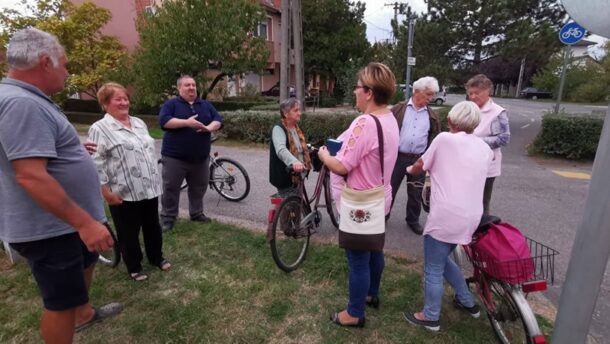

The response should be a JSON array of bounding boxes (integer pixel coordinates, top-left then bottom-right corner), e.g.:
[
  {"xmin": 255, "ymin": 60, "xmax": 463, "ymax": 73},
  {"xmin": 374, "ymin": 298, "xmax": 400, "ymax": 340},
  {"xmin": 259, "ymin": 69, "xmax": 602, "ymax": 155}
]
[
  {"xmin": 397, "ymin": 84, "xmax": 446, "ymax": 105},
  {"xmin": 261, "ymin": 83, "xmax": 295, "ymax": 97},
  {"xmin": 520, "ymin": 87, "xmax": 552, "ymax": 100}
]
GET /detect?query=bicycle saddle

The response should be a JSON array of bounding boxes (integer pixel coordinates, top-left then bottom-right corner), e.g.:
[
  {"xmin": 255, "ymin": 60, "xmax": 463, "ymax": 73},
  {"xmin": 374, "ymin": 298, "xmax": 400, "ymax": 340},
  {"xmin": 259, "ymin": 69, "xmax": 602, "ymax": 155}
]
[{"xmin": 475, "ymin": 214, "xmax": 501, "ymax": 235}]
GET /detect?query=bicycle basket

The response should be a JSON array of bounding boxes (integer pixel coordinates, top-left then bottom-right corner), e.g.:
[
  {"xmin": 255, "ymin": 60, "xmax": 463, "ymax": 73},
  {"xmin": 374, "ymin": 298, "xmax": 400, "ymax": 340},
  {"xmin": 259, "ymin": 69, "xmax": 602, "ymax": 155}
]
[{"xmin": 467, "ymin": 224, "xmax": 558, "ymax": 285}]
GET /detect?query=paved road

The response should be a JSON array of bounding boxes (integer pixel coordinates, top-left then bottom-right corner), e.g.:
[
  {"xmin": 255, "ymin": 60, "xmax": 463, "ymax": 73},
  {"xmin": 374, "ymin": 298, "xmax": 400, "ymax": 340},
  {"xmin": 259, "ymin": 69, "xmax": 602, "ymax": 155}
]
[{"xmin": 162, "ymin": 96, "xmax": 609, "ymax": 342}]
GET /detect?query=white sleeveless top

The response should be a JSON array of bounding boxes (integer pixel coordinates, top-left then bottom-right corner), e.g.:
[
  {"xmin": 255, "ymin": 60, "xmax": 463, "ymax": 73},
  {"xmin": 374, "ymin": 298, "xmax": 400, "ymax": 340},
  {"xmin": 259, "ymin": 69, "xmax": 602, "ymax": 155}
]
[{"xmin": 473, "ymin": 99, "xmax": 505, "ymax": 177}]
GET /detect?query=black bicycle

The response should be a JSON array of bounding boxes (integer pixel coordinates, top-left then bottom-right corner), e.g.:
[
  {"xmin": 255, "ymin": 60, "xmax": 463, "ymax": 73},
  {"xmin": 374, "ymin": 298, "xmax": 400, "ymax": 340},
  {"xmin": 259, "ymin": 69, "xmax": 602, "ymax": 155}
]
[
  {"xmin": 267, "ymin": 146, "xmax": 340, "ymax": 272},
  {"xmin": 159, "ymin": 137, "xmax": 251, "ymax": 202},
  {"xmin": 178, "ymin": 151, "xmax": 250, "ymax": 202}
]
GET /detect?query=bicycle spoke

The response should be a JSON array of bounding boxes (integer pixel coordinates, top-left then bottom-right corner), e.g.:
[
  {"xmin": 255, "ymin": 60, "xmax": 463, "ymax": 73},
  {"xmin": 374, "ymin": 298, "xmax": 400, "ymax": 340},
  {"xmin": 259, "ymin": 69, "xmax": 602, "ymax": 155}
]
[
  {"xmin": 270, "ymin": 196, "xmax": 310, "ymax": 272},
  {"xmin": 210, "ymin": 158, "xmax": 250, "ymax": 201},
  {"xmin": 486, "ymin": 281, "xmax": 528, "ymax": 344}
]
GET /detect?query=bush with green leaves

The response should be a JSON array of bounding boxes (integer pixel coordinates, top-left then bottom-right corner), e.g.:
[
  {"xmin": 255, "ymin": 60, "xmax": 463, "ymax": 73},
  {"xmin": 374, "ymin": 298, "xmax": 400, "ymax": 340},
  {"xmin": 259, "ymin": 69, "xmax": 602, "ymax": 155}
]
[
  {"xmin": 530, "ymin": 112, "xmax": 603, "ymax": 160},
  {"xmin": 221, "ymin": 110, "xmax": 358, "ymax": 146}
]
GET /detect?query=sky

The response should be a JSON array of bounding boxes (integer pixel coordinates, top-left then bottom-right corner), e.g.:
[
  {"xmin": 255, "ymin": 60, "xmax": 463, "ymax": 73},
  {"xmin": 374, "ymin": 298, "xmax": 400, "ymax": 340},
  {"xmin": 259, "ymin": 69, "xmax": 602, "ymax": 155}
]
[{"xmin": 361, "ymin": 0, "xmax": 427, "ymax": 43}]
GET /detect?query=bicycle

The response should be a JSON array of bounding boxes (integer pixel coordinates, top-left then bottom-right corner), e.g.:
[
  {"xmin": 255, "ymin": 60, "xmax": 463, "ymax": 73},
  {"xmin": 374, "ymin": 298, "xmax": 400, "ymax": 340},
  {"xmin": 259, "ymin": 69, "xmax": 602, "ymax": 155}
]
[
  {"xmin": 159, "ymin": 137, "xmax": 251, "ymax": 202},
  {"xmin": 452, "ymin": 215, "xmax": 558, "ymax": 344},
  {"xmin": 98, "ymin": 222, "xmax": 121, "ymax": 268},
  {"xmin": 268, "ymin": 146, "xmax": 340, "ymax": 272}
]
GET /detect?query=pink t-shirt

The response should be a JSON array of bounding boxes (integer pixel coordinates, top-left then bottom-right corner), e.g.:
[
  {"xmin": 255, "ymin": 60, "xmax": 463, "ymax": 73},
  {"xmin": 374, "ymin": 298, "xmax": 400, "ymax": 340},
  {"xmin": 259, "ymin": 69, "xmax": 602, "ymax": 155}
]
[
  {"xmin": 421, "ymin": 132, "xmax": 493, "ymax": 244},
  {"xmin": 330, "ymin": 113, "xmax": 399, "ymax": 214}
]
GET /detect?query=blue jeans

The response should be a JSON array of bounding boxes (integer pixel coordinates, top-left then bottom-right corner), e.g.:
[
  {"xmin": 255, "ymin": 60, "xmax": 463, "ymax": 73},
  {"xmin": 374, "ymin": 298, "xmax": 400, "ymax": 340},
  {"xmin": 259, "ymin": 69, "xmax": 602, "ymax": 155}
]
[
  {"xmin": 423, "ymin": 235, "xmax": 475, "ymax": 321},
  {"xmin": 345, "ymin": 249, "xmax": 384, "ymax": 318}
]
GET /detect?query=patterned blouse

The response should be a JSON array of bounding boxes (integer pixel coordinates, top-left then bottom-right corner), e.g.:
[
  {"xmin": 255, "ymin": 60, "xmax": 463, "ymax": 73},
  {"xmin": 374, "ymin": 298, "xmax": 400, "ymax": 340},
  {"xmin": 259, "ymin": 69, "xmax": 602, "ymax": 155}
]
[{"xmin": 88, "ymin": 114, "xmax": 162, "ymax": 202}]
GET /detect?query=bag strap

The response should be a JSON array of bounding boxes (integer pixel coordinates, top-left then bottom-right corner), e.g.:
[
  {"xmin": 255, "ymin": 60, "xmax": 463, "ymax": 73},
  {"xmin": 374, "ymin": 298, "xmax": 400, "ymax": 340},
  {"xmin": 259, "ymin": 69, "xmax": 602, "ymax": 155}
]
[{"xmin": 368, "ymin": 114, "xmax": 384, "ymax": 185}]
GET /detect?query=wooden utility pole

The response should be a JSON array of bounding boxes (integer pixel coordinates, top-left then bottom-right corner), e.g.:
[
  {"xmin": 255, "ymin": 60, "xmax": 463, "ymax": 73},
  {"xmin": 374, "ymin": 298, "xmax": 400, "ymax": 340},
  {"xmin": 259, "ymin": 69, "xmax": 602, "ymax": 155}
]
[
  {"xmin": 280, "ymin": 0, "xmax": 290, "ymax": 101},
  {"xmin": 291, "ymin": 0, "xmax": 305, "ymax": 106}
]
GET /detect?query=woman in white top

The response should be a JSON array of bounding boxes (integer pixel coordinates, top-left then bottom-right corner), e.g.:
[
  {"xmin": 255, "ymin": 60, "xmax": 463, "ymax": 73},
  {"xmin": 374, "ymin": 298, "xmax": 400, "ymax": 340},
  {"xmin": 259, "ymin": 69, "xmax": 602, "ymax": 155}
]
[{"xmin": 89, "ymin": 82, "xmax": 170, "ymax": 282}]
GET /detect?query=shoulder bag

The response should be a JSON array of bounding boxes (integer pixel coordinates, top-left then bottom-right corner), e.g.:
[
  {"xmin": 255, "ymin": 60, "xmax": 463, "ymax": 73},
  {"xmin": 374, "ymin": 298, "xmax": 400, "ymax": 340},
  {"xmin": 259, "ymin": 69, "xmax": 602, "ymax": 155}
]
[{"xmin": 338, "ymin": 114, "xmax": 386, "ymax": 251}]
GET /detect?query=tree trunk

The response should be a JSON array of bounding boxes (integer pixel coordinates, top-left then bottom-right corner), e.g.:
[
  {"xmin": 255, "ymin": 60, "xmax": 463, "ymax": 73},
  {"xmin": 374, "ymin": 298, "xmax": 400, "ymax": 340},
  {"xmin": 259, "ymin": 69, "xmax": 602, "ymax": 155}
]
[{"xmin": 202, "ymin": 72, "xmax": 227, "ymax": 99}]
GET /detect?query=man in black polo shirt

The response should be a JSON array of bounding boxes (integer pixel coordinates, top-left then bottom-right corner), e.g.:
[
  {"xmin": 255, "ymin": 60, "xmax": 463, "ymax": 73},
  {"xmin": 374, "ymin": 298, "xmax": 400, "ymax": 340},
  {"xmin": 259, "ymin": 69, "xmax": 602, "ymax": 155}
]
[{"xmin": 159, "ymin": 75, "xmax": 223, "ymax": 231}]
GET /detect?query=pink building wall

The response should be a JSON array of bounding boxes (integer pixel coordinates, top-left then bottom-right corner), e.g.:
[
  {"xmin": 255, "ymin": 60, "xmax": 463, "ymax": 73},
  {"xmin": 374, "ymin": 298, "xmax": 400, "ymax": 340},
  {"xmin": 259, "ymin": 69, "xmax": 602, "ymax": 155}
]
[{"xmin": 71, "ymin": 0, "xmax": 147, "ymax": 51}]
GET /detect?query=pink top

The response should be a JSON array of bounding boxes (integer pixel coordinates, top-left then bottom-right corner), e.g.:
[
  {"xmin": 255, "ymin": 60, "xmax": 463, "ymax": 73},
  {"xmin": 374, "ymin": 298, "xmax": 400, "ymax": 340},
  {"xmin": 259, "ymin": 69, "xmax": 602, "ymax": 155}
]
[
  {"xmin": 330, "ymin": 113, "xmax": 399, "ymax": 214},
  {"xmin": 421, "ymin": 132, "xmax": 493, "ymax": 244}
]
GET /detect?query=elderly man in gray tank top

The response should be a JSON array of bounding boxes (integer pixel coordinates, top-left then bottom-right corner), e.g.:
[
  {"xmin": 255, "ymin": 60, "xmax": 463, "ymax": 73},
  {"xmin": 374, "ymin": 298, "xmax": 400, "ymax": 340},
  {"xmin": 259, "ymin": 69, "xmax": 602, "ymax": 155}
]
[
  {"xmin": 0, "ymin": 28, "xmax": 121, "ymax": 343},
  {"xmin": 388, "ymin": 77, "xmax": 441, "ymax": 235}
]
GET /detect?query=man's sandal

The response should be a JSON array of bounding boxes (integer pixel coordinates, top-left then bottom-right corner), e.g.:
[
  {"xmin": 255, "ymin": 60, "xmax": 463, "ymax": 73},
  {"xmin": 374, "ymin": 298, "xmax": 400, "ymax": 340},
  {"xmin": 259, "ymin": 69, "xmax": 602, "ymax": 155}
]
[{"xmin": 75, "ymin": 302, "xmax": 123, "ymax": 332}]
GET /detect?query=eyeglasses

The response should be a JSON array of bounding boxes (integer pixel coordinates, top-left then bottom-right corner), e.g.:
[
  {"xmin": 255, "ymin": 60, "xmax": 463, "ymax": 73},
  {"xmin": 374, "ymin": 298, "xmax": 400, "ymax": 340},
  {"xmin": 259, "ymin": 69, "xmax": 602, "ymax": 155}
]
[{"xmin": 353, "ymin": 85, "xmax": 370, "ymax": 91}]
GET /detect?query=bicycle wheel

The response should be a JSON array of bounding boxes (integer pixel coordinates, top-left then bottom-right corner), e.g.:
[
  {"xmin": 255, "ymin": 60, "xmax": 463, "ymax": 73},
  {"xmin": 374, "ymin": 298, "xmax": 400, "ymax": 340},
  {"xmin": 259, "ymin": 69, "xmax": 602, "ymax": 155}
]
[
  {"xmin": 486, "ymin": 280, "xmax": 541, "ymax": 344},
  {"xmin": 451, "ymin": 245, "xmax": 474, "ymax": 277},
  {"xmin": 323, "ymin": 172, "xmax": 340, "ymax": 229},
  {"xmin": 98, "ymin": 223, "xmax": 120, "ymax": 268},
  {"xmin": 209, "ymin": 157, "xmax": 250, "ymax": 201},
  {"xmin": 270, "ymin": 195, "xmax": 311, "ymax": 272}
]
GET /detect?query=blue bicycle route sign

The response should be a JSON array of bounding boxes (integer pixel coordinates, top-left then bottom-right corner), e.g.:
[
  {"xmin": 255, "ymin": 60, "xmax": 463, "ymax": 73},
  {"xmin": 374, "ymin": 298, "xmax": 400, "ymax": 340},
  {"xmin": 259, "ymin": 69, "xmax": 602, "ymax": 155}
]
[{"xmin": 559, "ymin": 22, "xmax": 586, "ymax": 45}]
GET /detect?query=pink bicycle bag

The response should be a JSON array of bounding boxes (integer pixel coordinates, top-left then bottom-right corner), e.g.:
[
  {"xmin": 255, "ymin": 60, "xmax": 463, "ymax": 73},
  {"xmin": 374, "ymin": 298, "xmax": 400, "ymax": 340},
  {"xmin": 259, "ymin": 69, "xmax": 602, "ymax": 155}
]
[{"xmin": 471, "ymin": 222, "xmax": 534, "ymax": 284}]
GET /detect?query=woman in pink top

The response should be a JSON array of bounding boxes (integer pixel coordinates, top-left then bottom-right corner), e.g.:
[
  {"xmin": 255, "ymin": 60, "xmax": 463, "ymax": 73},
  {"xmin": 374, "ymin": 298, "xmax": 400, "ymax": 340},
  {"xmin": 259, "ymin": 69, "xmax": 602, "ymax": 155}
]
[
  {"xmin": 403, "ymin": 101, "xmax": 493, "ymax": 332},
  {"xmin": 318, "ymin": 63, "xmax": 399, "ymax": 328}
]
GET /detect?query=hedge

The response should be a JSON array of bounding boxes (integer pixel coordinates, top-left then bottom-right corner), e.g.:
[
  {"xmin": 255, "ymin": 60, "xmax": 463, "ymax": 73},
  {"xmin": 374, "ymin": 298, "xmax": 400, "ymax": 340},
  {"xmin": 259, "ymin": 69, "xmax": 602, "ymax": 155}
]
[
  {"xmin": 530, "ymin": 112, "xmax": 604, "ymax": 160},
  {"xmin": 66, "ymin": 110, "xmax": 359, "ymax": 147},
  {"xmin": 65, "ymin": 111, "xmax": 160, "ymax": 129},
  {"xmin": 209, "ymin": 101, "xmax": 271, "ymax": 112},
  {"xmin": 221, "ymin": 110, "xmax": 358, "ymax": 146}
]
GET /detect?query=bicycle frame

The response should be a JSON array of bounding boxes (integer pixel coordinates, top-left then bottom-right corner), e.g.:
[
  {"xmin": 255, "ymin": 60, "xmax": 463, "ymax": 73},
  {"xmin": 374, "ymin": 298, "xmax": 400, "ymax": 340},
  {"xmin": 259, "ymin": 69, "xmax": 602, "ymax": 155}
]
[{"xmin": 266, "ymin": 165, "xmax": 329, "ymax": 241}]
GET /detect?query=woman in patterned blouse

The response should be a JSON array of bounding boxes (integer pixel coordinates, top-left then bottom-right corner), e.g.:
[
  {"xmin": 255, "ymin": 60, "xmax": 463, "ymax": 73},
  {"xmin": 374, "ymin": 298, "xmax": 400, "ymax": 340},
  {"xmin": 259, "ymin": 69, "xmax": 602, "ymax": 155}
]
[{"xmin": 89, "ymin": 82, "xmax": 171, "ymax": 281}]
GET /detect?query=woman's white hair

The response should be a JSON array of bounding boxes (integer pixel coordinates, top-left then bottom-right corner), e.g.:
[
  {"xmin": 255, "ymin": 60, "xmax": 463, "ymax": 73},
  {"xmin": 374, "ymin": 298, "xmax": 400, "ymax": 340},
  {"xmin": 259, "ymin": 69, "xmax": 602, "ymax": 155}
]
[
  {"xmin": 6, "ymin": 27, "xmax": 65, "ymax": 70},
  {"xmin": 413, "ymin": 76, "xmax": 440, "ymax": 93},
  {"xmin": 448, "ymin": 101, "xmax": 481, "ymax": 133}
]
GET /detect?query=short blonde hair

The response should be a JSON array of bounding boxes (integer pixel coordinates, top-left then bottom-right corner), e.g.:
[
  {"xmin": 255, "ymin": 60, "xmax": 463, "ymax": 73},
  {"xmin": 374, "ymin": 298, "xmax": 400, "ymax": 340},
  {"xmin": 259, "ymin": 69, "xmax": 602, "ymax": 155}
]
[
  {"xmin": 97, "ymin": 82, "xmax": 129, "ymax": 110},
  {"xmin": 466, "ymin": 74, "xmax": 493, "ymax": 91},
  {"xmin": 448, "ymin": 101, "xmax": 480, "ymax": 133},
  {"xmin": 358, "ymin": 62, "xmax": 396, "ymax": 105}
]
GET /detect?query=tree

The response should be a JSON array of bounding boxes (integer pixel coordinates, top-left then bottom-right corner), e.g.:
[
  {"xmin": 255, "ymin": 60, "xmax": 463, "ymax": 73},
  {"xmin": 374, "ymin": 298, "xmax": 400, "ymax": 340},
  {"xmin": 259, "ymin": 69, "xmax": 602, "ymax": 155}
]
[
  {"xmin": 0, "ymin": 0, "xmax": 128, "ymax": 100},
  {"xmin": 302, "ymin": 0, "xmax": 369, "ymax": 98},
  {"xmin": 131, "ymin": 0, "xmax": 269, "ymax": 105},
  {"xmin": 533, "ymin": 42, "xmax": 610, "ymax": 103},
  {"xmin": 392, "ymin": 15, "xmax": 457, "ymax": 87},
  {"xmin": 425, "ymin": 0, "xmax": 565, "ymax": 80}
]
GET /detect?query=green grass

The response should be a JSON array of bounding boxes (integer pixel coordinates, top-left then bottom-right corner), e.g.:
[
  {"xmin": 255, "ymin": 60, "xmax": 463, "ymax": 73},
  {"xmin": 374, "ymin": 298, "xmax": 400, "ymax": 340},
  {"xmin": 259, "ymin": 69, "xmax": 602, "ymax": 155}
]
[{"xmin": 0, "ymin": 221, "xmax": 552, "ymax": 343}]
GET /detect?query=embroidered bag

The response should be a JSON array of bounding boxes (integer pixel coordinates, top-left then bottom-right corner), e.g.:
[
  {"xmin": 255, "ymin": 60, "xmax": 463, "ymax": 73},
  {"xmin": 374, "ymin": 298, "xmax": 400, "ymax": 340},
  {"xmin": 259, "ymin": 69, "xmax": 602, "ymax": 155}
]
[{"xmin": 338, "ymin": 115, "xmax": 385, "ymax": 251}]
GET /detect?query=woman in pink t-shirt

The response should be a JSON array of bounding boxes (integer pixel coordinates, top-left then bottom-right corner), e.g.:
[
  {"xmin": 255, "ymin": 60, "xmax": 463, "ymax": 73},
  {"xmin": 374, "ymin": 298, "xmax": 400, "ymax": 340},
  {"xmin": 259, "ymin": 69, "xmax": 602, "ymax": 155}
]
[
  {"xmin": 318, "ymin": 63, "xmax": 399, "ymax": 328},
  {"xmin": 403, "ymin": 101, "xmax": 493, "ymax": 332}
]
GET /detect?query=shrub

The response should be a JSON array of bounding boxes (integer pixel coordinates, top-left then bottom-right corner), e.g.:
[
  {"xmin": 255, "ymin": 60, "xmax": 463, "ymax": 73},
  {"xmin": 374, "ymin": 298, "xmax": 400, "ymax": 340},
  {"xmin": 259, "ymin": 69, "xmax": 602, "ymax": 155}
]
[
  {"xmin": 530, "ymin": 112, "xmax": 604, "ymax": 160},
  {"xmin": 221, "ymin": 110, "xmax": 358, "ymax": 146},
  {"xmin": 210, "ymin": 101, "xmax": 272, "ymax": 111},
  {"xmin": 65, "ymin": 111, "xmax": 159, "ymax": 129},
  {"xmin": 250, "ymin": 103, "xmax": 280, "ymax": 111},
  {"xmin": 318, "ymin": 96, "xmax": 338, "ymax": 108}
]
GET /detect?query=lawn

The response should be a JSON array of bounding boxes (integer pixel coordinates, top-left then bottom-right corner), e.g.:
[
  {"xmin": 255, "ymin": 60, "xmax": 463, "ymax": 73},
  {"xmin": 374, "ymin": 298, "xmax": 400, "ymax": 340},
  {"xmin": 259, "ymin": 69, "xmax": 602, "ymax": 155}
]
[{"xmin": 0, "ymin": 221, "xmax": 550, "ymax": 343}]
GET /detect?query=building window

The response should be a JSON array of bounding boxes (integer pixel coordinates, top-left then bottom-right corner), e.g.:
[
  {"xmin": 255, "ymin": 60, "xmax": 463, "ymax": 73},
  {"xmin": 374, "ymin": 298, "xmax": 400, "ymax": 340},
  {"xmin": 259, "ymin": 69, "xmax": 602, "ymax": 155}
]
[
  {"xmin": 256, "ymin": 17, "xmax": 272, "ymax": 41},
  {"xmin": 144, "ymin": 5, "xmax": 157, "ymax": 16}
]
